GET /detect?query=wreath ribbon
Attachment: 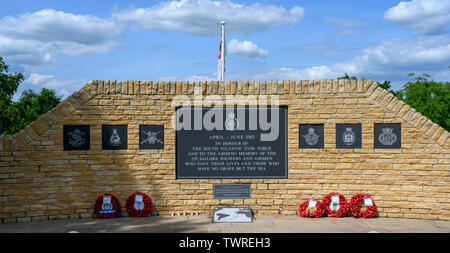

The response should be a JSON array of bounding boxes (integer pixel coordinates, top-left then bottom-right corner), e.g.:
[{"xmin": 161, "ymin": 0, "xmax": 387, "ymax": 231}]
[{"xmin": 93, "ymin": 193, "xmax": 121, "ymax": 219}]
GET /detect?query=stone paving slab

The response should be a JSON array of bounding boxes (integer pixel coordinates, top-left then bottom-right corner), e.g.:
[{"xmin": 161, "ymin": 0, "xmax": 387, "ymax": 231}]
[{"xmin": 0, "ymin": 215, "xmax": 449, "ymax": 233}]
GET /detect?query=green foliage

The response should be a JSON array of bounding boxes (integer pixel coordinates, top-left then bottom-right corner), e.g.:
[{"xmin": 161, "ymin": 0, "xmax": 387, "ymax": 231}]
[
  {"xmin": 0, "ymin": 57, "xmax": 24, "ymax": 105},
  {"xmin": 400, "ymin": 73, "xmax": 450, "ymax": 132},
  {"xmin": 337, "ymin": 72, "xmax": 449, "ymax": 132},
  {"xmin": 4, "ymin": 88, "xmax": 62, "ymax": 135},
  {"xmin": 0, "ymin": 57, "xmax": 61, "ymax": 135},
  {"xmin": 0, "ymin": 56, "xmax": 24, "ymax": 135},
  {"xmin": 378, "ymin": 80, "xmax": 404, "ymax": 100},
  {"xmin": 337, "ymin": 73, "xmax": 357, "ymax": 80}
]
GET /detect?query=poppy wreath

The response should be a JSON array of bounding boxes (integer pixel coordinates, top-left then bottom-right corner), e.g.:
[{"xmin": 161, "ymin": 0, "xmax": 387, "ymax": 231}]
[
  {"xmin": 349, "ymin": 193, "xmax": 376, "ymax": 218},
  {"xmin": 126, "ymin": 192, "xmax": 153, "ymax": 217},
  {"xmin": 298, "ymin": 199, "xmax": 325, "ymax": 218},
  {"xmin": 93, "ymin": 193, "xmax": 121, "ymax": 219},
  {"xmin": 322, "ymin": 192, "xmax": 348, "ymax": 218}
]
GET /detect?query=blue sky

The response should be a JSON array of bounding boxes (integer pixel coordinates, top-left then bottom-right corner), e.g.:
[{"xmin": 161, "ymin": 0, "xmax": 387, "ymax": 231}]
[{"xmin": 1, "ymin": 0, "xmax": 449, "ymax": 99}]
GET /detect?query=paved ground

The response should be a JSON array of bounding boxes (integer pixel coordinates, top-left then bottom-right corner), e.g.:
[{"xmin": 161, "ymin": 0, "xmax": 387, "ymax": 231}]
[{"xmin": 1, "ymin": 215, "xmax": 450, "ymax": 233}]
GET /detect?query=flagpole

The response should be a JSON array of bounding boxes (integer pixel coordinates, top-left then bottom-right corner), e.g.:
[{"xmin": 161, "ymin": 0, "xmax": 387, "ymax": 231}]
[
  {"xmin": 218, "ymin": 21, "xmax": 226, "ymax": 82},
  {"xmin": 221, "ymin": 21, "xmax": 225, "ymax": 82}
]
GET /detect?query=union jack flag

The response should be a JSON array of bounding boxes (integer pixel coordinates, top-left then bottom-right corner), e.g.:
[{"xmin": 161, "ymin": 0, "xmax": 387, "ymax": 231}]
[{"xmin": 218, "ymin": 23, "xmax": 226, "ymax": 81}]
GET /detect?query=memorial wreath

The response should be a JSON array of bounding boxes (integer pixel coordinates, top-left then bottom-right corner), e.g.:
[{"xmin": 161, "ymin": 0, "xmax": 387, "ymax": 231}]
[
  {"xmin": 126, "ymin": 192, "xmax": 153, "ymax": 217},
  {"xmin": 322, "ymin": 192, "xmax": 348, "ymax": 217},
  {"xmin": 349, "ymin": 193, "xmax": 376, "ymax": 218},
  {"xmin": 93, "ymin": 193, "xmax": 121, "ymax": 219},
  {"xmin": 298, "ymin": 198, "xmax": 325, "ymax": 218}
]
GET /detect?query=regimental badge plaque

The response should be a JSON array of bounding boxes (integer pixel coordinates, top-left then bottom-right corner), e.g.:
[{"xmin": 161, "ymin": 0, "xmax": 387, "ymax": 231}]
[
  {"xmin": 63, "ymin": 125, "xmax": 90, "ymax": 150},
  {"xmin": 374, "ymin": 123, "xmax": 401, "ymax": 149},
  {"xmin": 139, "ymin": 125, "xmax": 164, "ymax": 149},
  {"xmin": 336, "ymin": 123, "xmax": 362, "ymax": 149},
  {"xmin": 299, "ymin": 124, "xmax": 324, "ymax": 149},
  {"xmin": 102, "ymin": 125, "xmax": 128, "ymax": 150}
]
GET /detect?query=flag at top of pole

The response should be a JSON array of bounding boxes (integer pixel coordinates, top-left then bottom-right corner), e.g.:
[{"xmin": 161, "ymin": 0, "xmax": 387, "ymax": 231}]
[{"xmin": 217, "ymin": 21, "xmax": 226, "ymax": 82}]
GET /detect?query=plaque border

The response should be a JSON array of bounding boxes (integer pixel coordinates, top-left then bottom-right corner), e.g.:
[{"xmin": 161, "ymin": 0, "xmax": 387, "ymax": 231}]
[
  {"xmin": 175, "ymin": 105, "xmax": 289, "ymax": 179},
  {"xmin": 335, "ymin": 123, "xmax": 362, "ymax": 149},
  {"xmin": 63, "ymin": 125, "xmax": 90, "ymax": 151},
  {"xmin": 374, "ymin": 123, "xmax": 402, "ymax": 149},
  {"xmin": 101, "ymin": 124, "xmax": 128, "ymax": 150},
  {"xmin": 298, "ymin": 123, "xmax": 325, "ymax": 149},
  {"xmin": 139, "ymin": 124, "xmax": 164, "ymax": 150}
]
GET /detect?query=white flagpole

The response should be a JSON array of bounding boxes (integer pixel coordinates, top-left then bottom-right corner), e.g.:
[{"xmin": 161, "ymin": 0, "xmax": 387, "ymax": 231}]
[{"xmin": 218, "ymin": 21, "xmax": 226, "ymax": 82}]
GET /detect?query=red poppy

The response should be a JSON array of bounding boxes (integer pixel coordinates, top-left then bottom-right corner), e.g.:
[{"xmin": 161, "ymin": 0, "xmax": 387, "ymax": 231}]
[
  {"xmin": 349, "ymin": 193, "xmax": 376, "ymax": 218},
  {"xmin": 298, "ymin": 199, "xmax": 326, "ymax": 218},
  {"xmin": 93, "ymin": 193, "xmax": 121, "ymax": 219},
  {"xmin": 126, "ymin": 192, "xmax": 153, "ymax": 217},
  {"xmin": 322, "ymin": 192, "xmax": 349, "ymax": 218}
]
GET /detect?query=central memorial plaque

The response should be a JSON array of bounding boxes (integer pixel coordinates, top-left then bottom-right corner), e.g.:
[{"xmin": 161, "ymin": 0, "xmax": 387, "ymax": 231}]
[{"xmin": 176, "ymin": 106, "xmax": 288, "ymax": 179}]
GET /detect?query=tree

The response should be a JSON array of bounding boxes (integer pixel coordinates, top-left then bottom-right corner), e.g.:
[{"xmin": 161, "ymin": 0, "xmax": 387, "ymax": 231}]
[
  {"xmin": 400, "ymin": 73, "xmax": 450, "ymax": 132},
  {"xmin": 6, "ymin": 88, "xmax": 62, "ymax": 134},
  {"xmin": 0, "ymin": 56, "xmax": 24, "ymax": 135},
  {"xmin": 336, "ymin": 72, "xmax": 449, "ymax": 132},
  {"xmin": 377, "ymin": 80, "xmax": 404, "ymax": 100},
  {"xmin": 0, "ymin": 57, "xmax": 61, "ymax": 135},
  {"xmin": 337, "ymin": 73, "xmax": 357, "ymax": 80}
]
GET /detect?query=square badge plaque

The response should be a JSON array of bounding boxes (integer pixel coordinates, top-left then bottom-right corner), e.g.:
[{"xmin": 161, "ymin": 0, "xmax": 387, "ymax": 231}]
[
  {"xmin": 336, "ymin": 123, "xmax": 362, "ymax": 149},
  {"xmin": 63, "ymin": 125, "xmax": 90, "ymax": 150},
  {"xmin": 299, "ymin": 124, "xmax": 324, "ymax": 149},
  {"xmin": 139, "ymin": 125, "xmax": 164, "ymax": 149},
  {"xmin": 374, "ymin": 123, "xmax": 401, "ymax": 149},
  {"xmin": 102, "ymin": 125, "xmax": 127, "ymax": 150}
]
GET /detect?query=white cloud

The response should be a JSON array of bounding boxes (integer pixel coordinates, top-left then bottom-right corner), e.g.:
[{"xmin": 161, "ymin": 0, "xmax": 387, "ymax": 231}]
[
  {"xmin": 163, "ymin": 36, "xmax": 450, "ymax": 87},
  {"xmin": 0, "ymin": 9, "xmax": 123, "ymax": 66},
  {"xmin": 159, "ymin": 73, "xmax": 217, "ymax": 81},
  {"xmin": 227, "ymin": 39, "xmax": 268, "ymax": 58},
  {"xmin": 384, "ymin": 0, "xmax": 450, "ymax": 35},
  {"xmin": 23, "ymin": 72, "xmax": 87, "ymax": 99},
  {"xmin": 152, "ymin": 43, "xmax": 171, "ymax": 53},
  {"xmin": 25, "ymin": 73, "xmax": 54, "ymax": 86},
  {"xmin": 296, "ymin": 43, "xmax": 330, "ymax": 52},
  {"xmin": 271, "ymin": 36, "xmax": 450, "ymax": 82},
  {"xmin": 112, "ymin": 0, "xmax": 304, "ymax": 35}
]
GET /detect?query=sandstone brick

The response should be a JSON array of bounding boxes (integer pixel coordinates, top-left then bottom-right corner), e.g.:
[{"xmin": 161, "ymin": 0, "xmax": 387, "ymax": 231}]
[
  {"xmin": 375, "ymin": 88, "xmax": 389, "ymax": 103},
  {"xmin": 420, "ymin": 119, "xmax": 434, "ymax": 133},
  {"xmin": 425, "ymin": 123, "xmax": 439, "ymax": 137},
  {"xmin": 364, "ymin": 81, "xmax": 378, "ymax": 95},
  {"xmin": 437, "ymin": 132, "xmax": 449, "ymax": 146},
  {"xmin": 0, "ymin": 79, "xmax": 448, "ymax": 223},
  {"xmin": 402, "ymin": 108, "xmax": 416, "ymax": 122}
]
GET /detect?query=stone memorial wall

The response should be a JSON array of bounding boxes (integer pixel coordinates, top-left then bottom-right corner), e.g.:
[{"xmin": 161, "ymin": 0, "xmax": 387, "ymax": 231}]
[{"xmin": 0, "ymin": 79, "xmax": 449, "ymax": 223}]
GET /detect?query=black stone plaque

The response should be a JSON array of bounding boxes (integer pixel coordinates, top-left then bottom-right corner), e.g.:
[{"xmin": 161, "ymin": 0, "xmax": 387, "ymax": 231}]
[
  {"xmin": 139, "ymin": 125, "xmax": 164, "ymax": 149},
  {"xmin": 214, "ymin": 184, "xmax": 251, "ymax": 199},
  {"xmin": 336, "ymin": 123, "xmax": 362, "ymax": 149},
  {"xmin": 299, "ymin": 124, "xmax": 324, "ymax": 149},
  {"xmin": 102, "ymin": 125, "xmax": 127, "ymax": 150},
  {"xmin": 63, "ymin": 125, "xmax": 90, "ymax": 150},
  {"xmin": 374, "ymin": 123, "xmax": 401, "ymax": 149},
  {"xmin": 176, "ymin": 106, "xmax": 288, "ymax": 179}
]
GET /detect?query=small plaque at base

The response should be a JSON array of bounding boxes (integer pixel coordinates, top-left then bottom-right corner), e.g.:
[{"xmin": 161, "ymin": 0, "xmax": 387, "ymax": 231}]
[{"xmin": 213, "ymin": 206, "xmax": 252, "ymax": 223}]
